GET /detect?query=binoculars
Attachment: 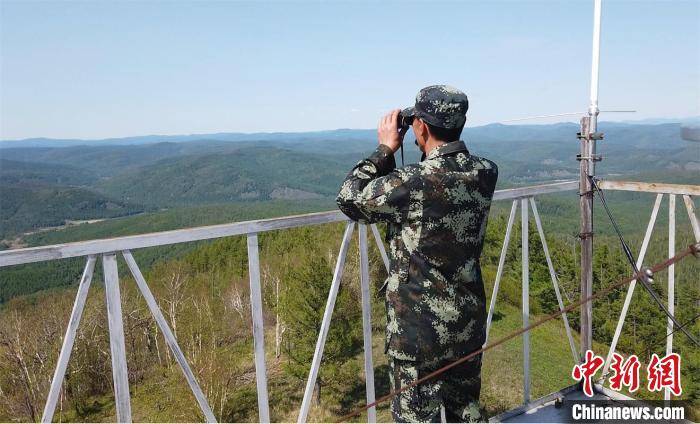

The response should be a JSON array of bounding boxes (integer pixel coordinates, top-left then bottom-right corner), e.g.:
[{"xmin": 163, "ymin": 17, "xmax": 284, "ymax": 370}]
[
  {"xmin": 398, "ymin": 108, "xmax": 415, "ymax": 130},
  {"xmin": 396, "ymin": 108, "xmax": 416, "ymax": 166}
]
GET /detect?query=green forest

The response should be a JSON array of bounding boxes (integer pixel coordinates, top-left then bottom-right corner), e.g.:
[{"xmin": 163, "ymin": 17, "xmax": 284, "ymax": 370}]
[
  {"xmin": 0, "ymin": 194, "xmax": 698, "ymax": 422},
  {"xmin": 2, "ymin": 122, "xmax": 697, "ymax": 240}
]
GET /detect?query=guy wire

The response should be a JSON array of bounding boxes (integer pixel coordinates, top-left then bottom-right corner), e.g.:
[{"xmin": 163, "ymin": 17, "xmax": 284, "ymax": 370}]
[{"xmin": 588, "ymin": 176, "xmax": 700, "ymax": 347}]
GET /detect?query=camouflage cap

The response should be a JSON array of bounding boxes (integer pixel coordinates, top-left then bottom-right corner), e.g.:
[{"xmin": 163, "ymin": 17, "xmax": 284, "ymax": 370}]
[{"xmin": 403, "ymin": 85, "xmax": 468, "ymax": 129}]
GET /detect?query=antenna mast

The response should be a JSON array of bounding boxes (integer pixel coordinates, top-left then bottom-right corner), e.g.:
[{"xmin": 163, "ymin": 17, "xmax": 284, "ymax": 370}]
[{"xmin": 579, "ymin": 0, "xmax": 603, "ymax": 355}]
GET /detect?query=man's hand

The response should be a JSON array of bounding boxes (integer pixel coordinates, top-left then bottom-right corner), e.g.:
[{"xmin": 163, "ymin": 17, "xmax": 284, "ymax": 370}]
[{"xmin": 377, "ymin": 109, "xmax": 407, "ymax": 153}]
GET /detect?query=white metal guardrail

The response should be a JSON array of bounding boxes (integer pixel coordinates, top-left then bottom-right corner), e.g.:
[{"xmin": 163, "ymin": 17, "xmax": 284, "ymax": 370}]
[
  {"xmin": 482, "ymin": 196, "xmax": 580, "ymax": 405},
  {"xmin": 595, "ymin": 184, "xmax": 700, "ymax": 402},
  {"xmin": 1, "ymin": 180, "xmax": 697, "ymax": 422}
]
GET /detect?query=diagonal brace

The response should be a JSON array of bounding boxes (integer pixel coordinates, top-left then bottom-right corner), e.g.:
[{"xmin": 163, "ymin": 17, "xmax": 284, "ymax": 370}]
[{"xmin": 123, "ymin": 250, "xmax": 217, "ymax": 423}]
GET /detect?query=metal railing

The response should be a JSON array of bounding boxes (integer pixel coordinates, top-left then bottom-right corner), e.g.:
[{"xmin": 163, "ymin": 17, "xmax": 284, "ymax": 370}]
[
  {"xmin": 0, "ymin": 209, "xmax": 350, "ymax": 423},
  {"xmin": 482, "ymin": 196, "xmax": 579, "ymax": 405},
  {"xmin": 482, "ymin": 180, "xmax": 700, "ymax": 409},
  {"xmin": 0, "ymin": 180, "xmax": 697, "ymax": 422},
  {"xmin": 595, "ymin": 181, "xmax": 700, "ymax": 402}
]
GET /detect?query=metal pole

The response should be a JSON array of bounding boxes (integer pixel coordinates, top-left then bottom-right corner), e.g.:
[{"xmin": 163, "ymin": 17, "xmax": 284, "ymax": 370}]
[
  {"xmin": 298, "ymin": 222, "xmax": 355, "ymax": 423},
  {"xmin": 579, "ymin": 117, "xmax": 594, "ymax": 356},
  {"xmin": 589, "ymin": 0, "xmax": 602, "ymax": 130},
  {"xmin": 521, "ymin": 198, "xmax": 530, "ymax": 404},
  {"xmin": 665, "ymin": 195, "xmax": 675, "ymax": 402},
  {"xmin": 103, "ymin": 253, "xmax": 132, "ymax": 423},
  {"xmin": 247, "ymin": 234, "xmax": 271, "ymax": 423},
  {"xmin": 580, "ymin": 0, "xmax": 603, "ymax": 357},
  {"xmin": 587, "ymin": 0, "xmax": 603, "ymax": 177},
  {"xmin": 42, "ymin": 256, "xmax": 96, "ymax": 423},
  {"xmin": 484, "ymin": 200, "xmax": 518, "ymax": 345},
  {"xmin": 358, "ymin": 225, "xmax": 376, "ymax": 423}
]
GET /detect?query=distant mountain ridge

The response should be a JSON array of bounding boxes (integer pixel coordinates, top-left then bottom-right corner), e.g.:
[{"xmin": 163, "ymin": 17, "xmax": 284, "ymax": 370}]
[
  {"xmin": 2, "ymin": 119, "xmax": 697, "ymax": 148},
  {"xmin": 1, "ymin": 120, "xmax": 697, "ymax": 240},
  {"xmin": 0, "ymin": 128, "xmax": 377, "ymax": 148}
]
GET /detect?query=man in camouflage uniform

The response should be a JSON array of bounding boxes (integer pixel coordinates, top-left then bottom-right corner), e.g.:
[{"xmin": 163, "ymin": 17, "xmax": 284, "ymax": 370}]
[{"xmin": 336, "ymin": 85, "xmax": 498, "ymax": 422}]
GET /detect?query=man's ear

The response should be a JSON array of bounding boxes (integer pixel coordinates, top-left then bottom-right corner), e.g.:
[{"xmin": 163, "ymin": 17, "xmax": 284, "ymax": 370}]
[
  {"xmin": 421, "ymin": 120, "xmax": 432, "ymax": 141},
  {"xmin": 417, "ymin": 118, "xmax": 430, "ymax": 142}
]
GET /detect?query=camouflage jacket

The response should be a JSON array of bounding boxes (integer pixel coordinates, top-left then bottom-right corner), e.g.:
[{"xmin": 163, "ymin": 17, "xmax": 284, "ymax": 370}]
[{"xmin": 336, "ymin": 141, "xmax": 498, "ymax": 362}]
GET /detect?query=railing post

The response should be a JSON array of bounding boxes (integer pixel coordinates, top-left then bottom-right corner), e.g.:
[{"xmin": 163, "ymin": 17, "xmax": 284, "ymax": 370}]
[
  {"xmin": 602, "ymin": 194, "xmax": 663, "ymax": 377},
  {"xmin": 485, "ymin": 200, "xmax": 518, "ymax": 345},
  {"xmin": 529, "ymin": 198, "xmax": 578, "ymax": 363},
  {"xmin": 42, "ymin": 256, "xmax": 96, "ymax": 423},
  {"xmin": 521, "ymin": 198, "xmax": 530, "ymax": 404},
  {"xmin": 369, "ymin": 224, "xmax": 390, "ymax": 273},
  {"xmin": 683, "ymin": 195, "xmax": 700, "ymax": 242},
  {"xmin": 358, "ymin": 225, "xmax": 376, "ymax": 422},
  {"xmin": 665, "ymin": 195, "xmax": 675, "ymax": 402},
  {"xmin": 298, "ymin": 222, "xmax": 355, "ymax": 423},
  {"xmin": 102, "ymin": 253, "xmax": 132, "ymax": 423},
  {"xmin": 247, "ymin": 234, "xmax": 271, "ymax": 423},
  {"xmin": 122, "ymin": 250, "xmax": 217, "ymax": 422}
]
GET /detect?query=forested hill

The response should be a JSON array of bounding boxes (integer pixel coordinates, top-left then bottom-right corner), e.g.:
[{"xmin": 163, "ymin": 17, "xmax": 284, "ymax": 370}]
[
  {"xmin": 1, "ymin": 121, "xmax": 698, "ymax": 240},
  {"xmin": 0, "ymin": 159, "xmax": 142, "ymax": 239},
  {"xmin": 0, "ymin": 121, "xmax": 694, "ymax": 149},
  {"xmin": 96, "ymin": 147, "xmax": 348, "ymax": 206}
]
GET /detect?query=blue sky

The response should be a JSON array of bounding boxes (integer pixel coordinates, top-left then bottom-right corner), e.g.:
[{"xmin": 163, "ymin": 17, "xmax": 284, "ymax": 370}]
[{"xmin": 1, "ymin": 0, "xmax": 698, "ymax": 139}]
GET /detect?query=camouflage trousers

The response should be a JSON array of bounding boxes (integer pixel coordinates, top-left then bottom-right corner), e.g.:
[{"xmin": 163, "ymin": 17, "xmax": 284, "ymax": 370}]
[{"xmin": 389, "ymin": 354, "xmax": 483, "ymax": 423}]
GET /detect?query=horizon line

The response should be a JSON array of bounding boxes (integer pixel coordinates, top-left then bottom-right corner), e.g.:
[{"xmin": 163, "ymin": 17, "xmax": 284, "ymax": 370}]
[{"xmin": 1, "ymin": 116, "xmax": 699, "ymax": 143}]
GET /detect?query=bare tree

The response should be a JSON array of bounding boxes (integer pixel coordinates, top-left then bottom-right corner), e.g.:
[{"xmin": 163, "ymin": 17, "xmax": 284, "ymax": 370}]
[
  {"xmin": 164, "ymin": 267, "xmax": 186, "ymax": 340},
  {"xmin": 0, "ymin": 310, "xmax": 51, "ymax": 422},
  {"xmin": 261, "ymin": 265, "xmax": 286, "ymax": 358},
  {"xmin": 225, "ymin": 281, "xmax": 248, "ymax": 322}
]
